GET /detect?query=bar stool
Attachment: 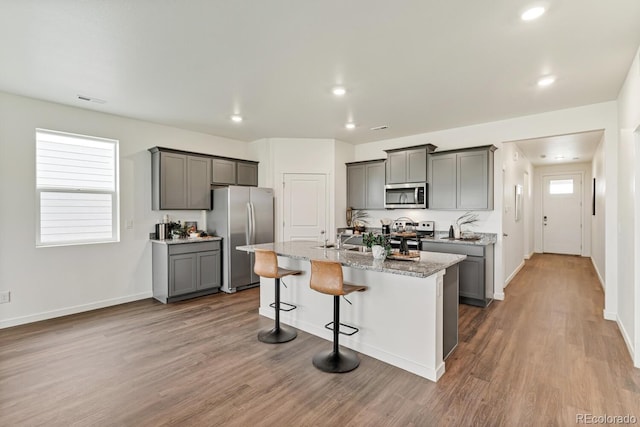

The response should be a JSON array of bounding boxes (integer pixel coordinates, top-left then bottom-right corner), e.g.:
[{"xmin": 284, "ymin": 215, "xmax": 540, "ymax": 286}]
[
  {"xmin": 309, "ymin": 259, "xmax": 367, "ymax": 373},
  {"xmin": 254, "ymin": 249, "xmax": 302, "ymax": 344}
]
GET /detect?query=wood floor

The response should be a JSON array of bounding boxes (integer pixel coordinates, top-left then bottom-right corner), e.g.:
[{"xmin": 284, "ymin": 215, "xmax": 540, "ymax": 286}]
[{"xmin": 2, "ymin": 254, "xmax": 639, "ymax": 426}]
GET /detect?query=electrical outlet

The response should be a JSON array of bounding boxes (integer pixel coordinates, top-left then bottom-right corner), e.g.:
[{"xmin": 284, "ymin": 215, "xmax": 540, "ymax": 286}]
[
  {"xmin": 126, "ymin": 219, "xmax": 134, "ymax": 229},
  {"xmin": 0, "ymin": 291, "xmax": 10, "ymax": 304}
]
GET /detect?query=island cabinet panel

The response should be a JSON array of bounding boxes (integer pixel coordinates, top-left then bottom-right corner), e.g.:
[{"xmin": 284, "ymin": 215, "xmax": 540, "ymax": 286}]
[
  {"xmin": 236, "ymin": 161, "xmax": 258, "ymax": 186},
  {"xmin": 346, "ymin": 159, "xmax": 385, "ymax": 209},
  {"xmin": 153, "ymin": 240, "xmax": 222, "ymax": 303},
  {"xmin": 428, "ymin": 145, "xmax": 495, "ymax": 210},
  {"xmin": 211, "ymin": 158, "xmax": 237, "ymax": 185}
]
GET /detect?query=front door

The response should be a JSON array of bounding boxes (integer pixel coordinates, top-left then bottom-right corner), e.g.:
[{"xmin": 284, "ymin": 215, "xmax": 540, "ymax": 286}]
[
  {"xmin": 543, "ymin": 173, "xmax": 582, "ymax": 255},
  {"xmin": 282, "ymin": 174, "xmax": 327, "ymax": 242}
]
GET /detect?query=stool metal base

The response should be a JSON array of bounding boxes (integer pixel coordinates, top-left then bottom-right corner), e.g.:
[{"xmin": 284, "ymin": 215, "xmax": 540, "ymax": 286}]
[
  {"xmin": 312, "ymin": 347, "xmax": 360, "ymax": 373},
  {"xmin": 258, "ymin": 326, "xmax": 297, "ymax": 344}
]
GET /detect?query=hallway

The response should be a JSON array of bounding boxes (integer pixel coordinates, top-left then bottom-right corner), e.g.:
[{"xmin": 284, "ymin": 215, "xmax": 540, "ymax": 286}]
[{"xmin": 1, "ymin": 254, "xmax": 639, "ymax": 426}]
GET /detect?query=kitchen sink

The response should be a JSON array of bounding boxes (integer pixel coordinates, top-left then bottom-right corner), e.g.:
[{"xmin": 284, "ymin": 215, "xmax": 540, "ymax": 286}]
[{"xmin": 312, "ymin": 244, "xmax": 370, "ymax": 253}]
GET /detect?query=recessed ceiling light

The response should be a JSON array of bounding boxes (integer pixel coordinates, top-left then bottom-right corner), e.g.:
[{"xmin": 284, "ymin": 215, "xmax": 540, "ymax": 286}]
[
  {"xmin": 573, "ymin": 157, "xmax": 580, "ymax": 160},
  {"xmin": 521, "ymin": 6, "xmax": 545, "ymax": 21},
  {"xmin": 537, "ymin": 75, "xmax": 556, "ymax": 87},
  {"xmin": 332, "ymin": 87, "xmax": 347, "ymax": 96},
  {"xmin": 540, "ymin": 154, "xmax": 546, "ymax": 158},
  {"xmin": 345, "ymin": 122, "xmax": 356, "ymax": 130},
  {"xmin": 231, "ymin": 115, "xmax": 243, "ymax": 123},
  {"xmin": 554, "ymin": 155, "xmax": 565, "ymax": 160}
]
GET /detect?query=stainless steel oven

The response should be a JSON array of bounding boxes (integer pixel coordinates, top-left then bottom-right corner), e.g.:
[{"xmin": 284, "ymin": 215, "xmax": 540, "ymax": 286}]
[{"xmin": 384, "ymin": 182, "xmax": 427, "ymax": 209}]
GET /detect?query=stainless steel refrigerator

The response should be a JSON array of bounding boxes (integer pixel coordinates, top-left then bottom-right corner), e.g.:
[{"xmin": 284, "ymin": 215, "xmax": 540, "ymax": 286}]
[{"xmin": 207, "ymin": 186, "xmax": 274, "ymax": 293}]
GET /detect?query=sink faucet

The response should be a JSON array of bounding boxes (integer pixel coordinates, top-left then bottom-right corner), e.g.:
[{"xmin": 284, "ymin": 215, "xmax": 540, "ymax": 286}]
[{"xmin": 336, "ymin": 232, "xmax": 359, "ymax": 250}]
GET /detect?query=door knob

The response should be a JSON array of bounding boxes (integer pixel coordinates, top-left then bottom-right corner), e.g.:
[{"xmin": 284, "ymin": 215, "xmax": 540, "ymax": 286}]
[{"xmin": 503, "ymin": 233, "xmax": 508, "ymax": 237}]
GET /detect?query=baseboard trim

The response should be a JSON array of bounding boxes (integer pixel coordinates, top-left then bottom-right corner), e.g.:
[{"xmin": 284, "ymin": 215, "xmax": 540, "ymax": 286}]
[
  {"xmin": 0, "ymin": 292, "xmax": 153, "ymax": 329},
  {"xmin": 615, "ymin": 315, "xmax": 635, "ymax": 364},
  {"xmin": 603, "ymin": 310, "xmax": 617, "ymax": 321},
  {"xmin": 524, "ymin": 251, "xmax": 534, "ymax": 260},
  {"xmin": 493, "ymin": 292, "xmax": 505, "ymax": 300},
  {"xmin": 503, "ymin": 260, "xmax": 525, "ymax": 289},
  {"xmin": 590, "ymin": 257, "xmax": 605, "ymax": 291}
]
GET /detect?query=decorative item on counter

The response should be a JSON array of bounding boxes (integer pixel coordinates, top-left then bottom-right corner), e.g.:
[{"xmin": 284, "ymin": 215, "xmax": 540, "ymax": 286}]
[
  {"xmin": 455, "ymin": 211, "xmax": 479, "ymax": 239},
  {"xmin": 347, "ymin": 208, "xmax": 369, "ymax": 234},
  {"xmin": 380, "ymin": 218, "xmax": 392, "ymax": 234},
  {"xmin": 363, "ymin": 232, "xmax": 391, "ymax": 260}
]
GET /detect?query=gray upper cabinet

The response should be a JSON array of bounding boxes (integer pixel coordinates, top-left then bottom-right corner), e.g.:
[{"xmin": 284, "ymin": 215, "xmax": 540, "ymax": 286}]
[
  {"xmin": 211, "ymin": 158, "xmax": 237, "ymax": 185},
  {"xmin": 428, "ymin": 145, "xmax": 496, "ymax": 210},
  {"xmin": 384, "ymin": 144, "xmax": 436, "ymax": 184},
  {"xmin": 151, "ymin": 148, "xmax": 211, "ymax": 210},
  {"xmin": 187, "ymin": 155, "xmax": 213, "ymax": 209},
  {"xmin": 236, "ymin": 161, "xmax": 258, "ymax": 186},
  {"xmin": 347, "ymin": 160, "xmax": 385, "ymax": 209}
]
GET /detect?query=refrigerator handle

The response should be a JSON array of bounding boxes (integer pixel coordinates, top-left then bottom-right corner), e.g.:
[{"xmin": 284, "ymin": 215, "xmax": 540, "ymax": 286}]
[
  {"xmin": 250, "ymin": 202, "xmax": 256, "ymax": 244},
  {"xmin": 246, "ymin": 202, "xmax": 252, "ymax": 245}
]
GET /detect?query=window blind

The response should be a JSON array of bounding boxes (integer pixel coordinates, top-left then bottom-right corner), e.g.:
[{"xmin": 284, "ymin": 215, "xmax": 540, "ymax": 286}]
[{"xmin": 36, "ymin": 129, "xmax": 119, "ymax": 246}]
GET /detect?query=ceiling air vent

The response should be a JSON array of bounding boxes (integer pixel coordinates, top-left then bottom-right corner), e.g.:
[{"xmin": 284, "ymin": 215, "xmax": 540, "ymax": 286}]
[
  {"xmin": 77, "ymin": 95, "xmax": 106, "ymax": 104},
  {"xmin": 370, "ymin": 125, "xmax": 388, "ymax": 131}
]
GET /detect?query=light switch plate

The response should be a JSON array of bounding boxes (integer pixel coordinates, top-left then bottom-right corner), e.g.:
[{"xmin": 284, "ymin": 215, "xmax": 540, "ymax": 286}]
[{"xmin": 0, "ymin": 291, "xmax": 10, "ymax": 304}]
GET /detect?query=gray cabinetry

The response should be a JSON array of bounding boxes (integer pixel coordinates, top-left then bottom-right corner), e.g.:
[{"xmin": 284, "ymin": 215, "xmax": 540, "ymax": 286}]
[
  {"xmin": 384, "ymin": 144, "xmax": 436, "ymax": 184},
  {"xmin": 211, "ymin": 158, "xmax": 237, "ymax": 185},
  {"xmin": 150, "ymin": 148, "xmax": 211, "ymax": 210},
  {"xmin": 212, "ymin": 158, "xmax": 259, "ymax": 186},
  {"xmin": 152, "ymin": 240, "xmax": 222, "ymax": 303},
  {"xmin": 420, "ymin": 241, "xmax": 494, "ymax": 307},
  {"xmin": 346, "ymin": 159, "xmax": 385, "ymax": 209},
  {"xmin": 236, "ymin": 161, "xmax": 258, "ymax": 186},
  {"xmin": 428, "ymin": 145, "xmax": 496, "ymax": 210}
]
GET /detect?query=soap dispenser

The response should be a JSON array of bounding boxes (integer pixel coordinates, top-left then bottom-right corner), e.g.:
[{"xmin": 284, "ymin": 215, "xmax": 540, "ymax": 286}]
[{"xmin": 448, "ymin": 225, "xmax": 454, "ymax": 239}]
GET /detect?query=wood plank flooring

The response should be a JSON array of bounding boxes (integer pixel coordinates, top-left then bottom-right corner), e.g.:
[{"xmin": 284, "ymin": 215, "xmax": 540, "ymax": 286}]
[{"xmin": 2, "ymin": 254, "xmax": 639, "ymax": 426}]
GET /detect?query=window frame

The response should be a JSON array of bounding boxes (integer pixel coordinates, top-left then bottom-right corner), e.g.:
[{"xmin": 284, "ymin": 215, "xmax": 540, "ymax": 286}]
[{"xmin": 35, "ymin": 128, "xmax": 120, "ymax": 247}]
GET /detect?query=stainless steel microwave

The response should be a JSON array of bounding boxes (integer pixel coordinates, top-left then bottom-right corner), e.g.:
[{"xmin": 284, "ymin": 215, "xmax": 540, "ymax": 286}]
[{"xmin": 384, "ymin": 182, "xmax": 428, "ymax": 209}]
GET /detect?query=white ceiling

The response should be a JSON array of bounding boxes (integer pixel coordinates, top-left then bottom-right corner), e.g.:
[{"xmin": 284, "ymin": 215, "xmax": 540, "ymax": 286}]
[
  {"xmin": 1, "ymin": 1, "xmax": 639, "ymax": 145},
  {"xmin": 511, "ymin": 130, "xmax": 604, "ymax": 166}
]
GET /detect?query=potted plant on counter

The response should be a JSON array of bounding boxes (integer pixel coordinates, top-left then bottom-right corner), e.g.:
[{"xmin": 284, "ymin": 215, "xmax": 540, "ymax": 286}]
[{"xmin": 363, "ymin": 232, "xmax": 391, "ymax": 260}]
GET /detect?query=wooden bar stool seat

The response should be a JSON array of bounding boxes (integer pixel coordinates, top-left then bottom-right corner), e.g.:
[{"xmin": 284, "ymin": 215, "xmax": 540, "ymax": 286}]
[
  {"xmin": 309, "ymin": 259, "xmax": 367, "ymax": 373},
  {"xmin": 254, "ymin": 249, "xmax": 302, "ymax": 344}
]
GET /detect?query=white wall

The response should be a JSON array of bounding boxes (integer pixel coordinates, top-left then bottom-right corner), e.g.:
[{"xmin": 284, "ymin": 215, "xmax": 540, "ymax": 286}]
[
  {"xmin": 532, "ymin": 162, "xmax": 593, "ymax": 256},
  {"xmin": 250, "ymin": 138, "xmax": 341, "ymax": 242},
  {"xmin": 353, "ymin": 101, "xmax": 619, "ymax": 310},
  {"xmin": 0, "ymin": 92, "xmax": 251, "ymax": 328},
  {"xmin": 616, "ymin": 44, "xmax": 640, "ymax": 367},
  {"xmin": 501, "ymin": 143, "xmax": 533, "ymax": 286},
  {"xmin": 591, "ymin": 135, "xmax": 606, "ymax": 288}
]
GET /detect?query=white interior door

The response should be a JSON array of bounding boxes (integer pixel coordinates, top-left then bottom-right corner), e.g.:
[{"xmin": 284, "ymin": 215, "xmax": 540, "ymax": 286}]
[
  {"xmin": 283, "ymin": 174, "xmax": 327, "ymax": 242},
  {"xmin": 543, "ymin": 173, "xmax": 582, "ymax": 255}
]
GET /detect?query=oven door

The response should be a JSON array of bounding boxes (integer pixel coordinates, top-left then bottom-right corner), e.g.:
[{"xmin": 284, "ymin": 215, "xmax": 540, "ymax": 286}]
[{"xmin": 384, "ymin": 183, "xmax": 427, "ymax": 209}]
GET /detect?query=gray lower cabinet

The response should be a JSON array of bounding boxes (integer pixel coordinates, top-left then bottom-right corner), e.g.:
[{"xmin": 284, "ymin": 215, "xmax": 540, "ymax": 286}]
[
  {"xmin": 150, "ymin": 148, "xmax": 211, "ymax": 210},
  {"xmin": 421, "ymin": 241, "xmax": 494, "ymax": 307},
  {"xmin": 346, "ymin": 160, "xmax": 385, "ymax": 209},
  {"xmin": 428, "ymin": 145, "xmax": 496, "ymax": 210},
  {"xmin": 152, "ymin": 240, "xmax": 222, "ymax": 303}
]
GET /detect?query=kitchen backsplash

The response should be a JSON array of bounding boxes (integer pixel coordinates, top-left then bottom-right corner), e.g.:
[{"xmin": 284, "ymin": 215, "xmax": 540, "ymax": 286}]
[{"xmin": 352, "ymin": 208, "xmax": 499, "ymax": 233}]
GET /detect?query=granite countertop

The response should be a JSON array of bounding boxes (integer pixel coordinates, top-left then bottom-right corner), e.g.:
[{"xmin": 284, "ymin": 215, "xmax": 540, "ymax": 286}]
[
  {"xmin": 421, "ymin": 231, "xmax": 497, "ymax": 246},
  {"xmin": 151, "ymin": 236, "xmax": 223, "ymax": 245},
  {"xmin": 236, "ymin": 240, "xmax": 466, "ymax": 278}
]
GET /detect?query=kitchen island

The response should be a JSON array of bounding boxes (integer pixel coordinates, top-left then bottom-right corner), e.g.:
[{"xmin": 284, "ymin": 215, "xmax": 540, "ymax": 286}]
[{"xmin": 236, "ymin": 240, "xmax": 465, "ymax": 381}]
